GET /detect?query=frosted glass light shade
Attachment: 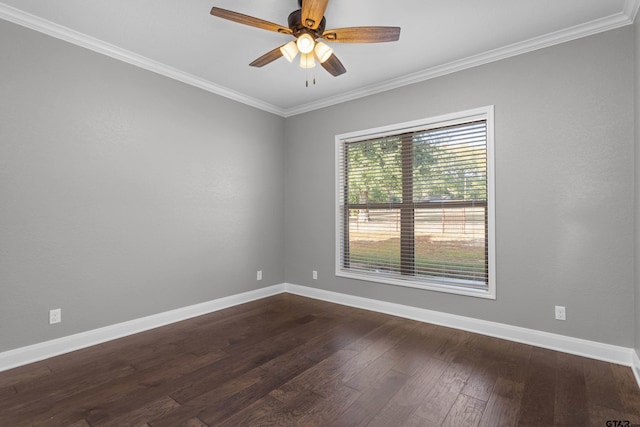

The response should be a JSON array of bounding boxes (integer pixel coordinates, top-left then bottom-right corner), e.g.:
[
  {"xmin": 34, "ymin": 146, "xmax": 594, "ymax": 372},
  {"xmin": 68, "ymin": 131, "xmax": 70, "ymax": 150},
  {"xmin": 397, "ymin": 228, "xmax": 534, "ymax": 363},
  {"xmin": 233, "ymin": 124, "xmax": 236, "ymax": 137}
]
[
  {"xmin": 280, "ymin": 41, "xmax": 298, "ymax": 62},
  {"xmin": 299, "ymin": 53, "xmax": 316, "ymax": 69},
  {"xmin": 314, "ymin": 42, "xmax": 333, "ymax": 63},
  {"xmin": 296, "ymin": 33, "xmax": 315, "ymax": 54}
]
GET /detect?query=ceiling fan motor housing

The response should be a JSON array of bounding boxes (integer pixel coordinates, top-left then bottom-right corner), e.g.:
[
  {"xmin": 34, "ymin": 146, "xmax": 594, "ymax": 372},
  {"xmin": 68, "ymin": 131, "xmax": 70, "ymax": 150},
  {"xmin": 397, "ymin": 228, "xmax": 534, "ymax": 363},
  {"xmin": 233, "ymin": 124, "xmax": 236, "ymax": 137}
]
[{"xmin": 288, "ymin": 9, "xmax": 326, "ymax": 37}]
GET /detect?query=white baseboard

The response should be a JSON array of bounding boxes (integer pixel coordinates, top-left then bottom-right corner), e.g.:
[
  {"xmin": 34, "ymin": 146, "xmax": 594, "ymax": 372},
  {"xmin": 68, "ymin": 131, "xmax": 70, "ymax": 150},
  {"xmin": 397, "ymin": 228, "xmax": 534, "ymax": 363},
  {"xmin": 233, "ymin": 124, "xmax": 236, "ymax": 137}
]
[
  {"xmin": 284, "ymin": 283, "xmax": 637, "ymax": 371},
  {"xmin": 633, "ymin": 350, "xmax": 640, "ymax": 388},
  {"xmin": 2, "ymin": 281, "xmax": 638, "ymax": 392},
  {"xmin": 0, "ymin": 284, "xmax": 286, "ymax": 372}
]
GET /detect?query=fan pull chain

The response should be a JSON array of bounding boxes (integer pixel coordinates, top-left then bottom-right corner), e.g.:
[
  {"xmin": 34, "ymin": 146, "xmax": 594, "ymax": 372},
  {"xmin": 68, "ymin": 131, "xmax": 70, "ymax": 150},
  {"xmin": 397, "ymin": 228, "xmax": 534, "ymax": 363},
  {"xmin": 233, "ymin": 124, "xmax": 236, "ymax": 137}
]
[
  {"xmin": 305, "ymin": 69, "xmax": 317, "ymax": 88},
  {"xmin": 303, "ymin": 60, "xmax": 317, "ymax": 88}
]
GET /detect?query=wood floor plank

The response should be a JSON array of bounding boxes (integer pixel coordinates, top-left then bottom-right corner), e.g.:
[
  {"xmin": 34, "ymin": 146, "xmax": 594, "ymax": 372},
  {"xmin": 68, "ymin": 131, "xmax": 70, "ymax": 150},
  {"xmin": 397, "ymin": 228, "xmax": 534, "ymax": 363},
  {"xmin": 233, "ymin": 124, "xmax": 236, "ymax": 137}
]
[
  {"xmin": 195, "ymin": 370, "xmax": 298, "ymax": 426},
  {"xmin": 293, "ymin": 383, "xmax": 362, "ymax": 426},
  {"xmin": 402, "ymin": 413, "xmax": 442, "ymax": 427},
  {"xmin": 0, "ymin": 364, "xmax": 52, "ymax": 388},
  {"xmin": 588, "ymin": 404, "xmax": 640, "ymax": 426},
  {"xmin": 610, "ymin": 362, "xmax": 640, "ymax": 416},
  {"xmin": 411, "ymin": 358, "xmax": 475, "ymax": 424},
  {"xmin": 0, "ymin": 362, "xmax": 138, "ymax": 421},
  {"xmin": 461, "ymin": 361, "xmax": 498, "ymax": 402},
  {"xmin": 67, "ymin": 420, "xmax": 92, "ymax": 427},
  {"xmin": 196, "ymin": 316, "xmax": 380, "ymax": 425},
  {"xmin": 398, "ymin": 322, "xmax": 454, "ymax": 361},
  {"xmin": 487, "ymin": 341, "xmax": 533, "ymax": 384},
  {"xmin": 4, "ymin": 349, "xmax": 223, "ymax": 426},
  {"xmin": 477, "ymin": 377, "xmax": 525, "ymax": 427},
  {"xmin": 213, "ymin": 393, "xmax": 290, "ymax": 427},
  {"xmin": 271, "ymin": 347, "xmax": 360, "ymax": 401},
  {"xmin": 335, "ymin": 368, "xmax": 411, "ymax": 427},
  {"xmin": 366, "ymin": 397, "xmax": 418, "ymax": 427},
  {"xmin": 430, "ymin": 328, "xmax": 473, "ymax": 363},
  {"xmin": 365, "ymin": 357, "xmax": 452, "ymax": 426},
  {"xmin": 7, "ymin": 360, "xmax": 135, "ymax": 408},
  {"xmin": 441, "ymin": 394, "xmax": 486, "ymax": 427},
  {"xmin": 148, "ymin": 367, "xmax": 271, "ymax": 427},
  {"xmin": 199, "ymin": 357, "xmax": 314, "ymax": 425},
  {"xmin": 80, "ymin": 352, "xmax": 226, "ymax": 426},
  {"xmin": 344, "ymin": 348, "xmax": 402, "ymax": 392},
  {"xmin": 96, "ymin": 396, "xmax": 181, "ymax": 427},
  {"xmin": 584, "ymin": 357, "xmax": 628, "ymax": 414},
  {"xmin": 168, "ymin": 334, "xmax": 305, "ymax": 404},
  {"xmin": 343, "ymin": 317, "xmax": 415, "ymax": 354},
  {"xmin": 145, "ymin": 308, "xmax": 354, "ymax": 426},
  {"xmin": 220, "ymin": 386, "xmax": 333, "ymax": 427},
  {"xmin": 554, "ymin": 352, "xmax": 589, "ymax": 426},
  {"xmin": 1, "ymin": 294, "xmax": 638, "ymax": 426},
  {"xmin": 0, "ymin": 384, "xmax": 17, "ymax": 402},
  {"xmin": 320, "ymin": 319, "xmax": 418, "ymax": 393},
  {"xmin": 517, "ymin": 346, "xmax": 557, "ymax": 426},
  {"xmin": 184, "ymin": 418, "xmax": 208, "ymax": 427}
]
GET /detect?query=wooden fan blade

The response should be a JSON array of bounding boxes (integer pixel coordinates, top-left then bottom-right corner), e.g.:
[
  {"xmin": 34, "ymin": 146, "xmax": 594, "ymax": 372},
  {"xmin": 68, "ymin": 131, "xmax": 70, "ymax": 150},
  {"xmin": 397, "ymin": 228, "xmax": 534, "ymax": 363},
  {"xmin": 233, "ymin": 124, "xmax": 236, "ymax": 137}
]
[
  {"xmin": 322, "ymin": 27, "xmax": 401, "ymax": 43},
  {"xmin": 210, "ymin": 7, "xmax": 292, "ymax": 35},
  {"xmin": 249, "ymin": 45, "xmax": 284, "ymax": 67},
  {"xmin": 321, "ymin": 53, "xmax": 346, "ymax": 76},
  {"xmin": 301, "ymin": 0, "xmax": 329, "ymax": 30}
]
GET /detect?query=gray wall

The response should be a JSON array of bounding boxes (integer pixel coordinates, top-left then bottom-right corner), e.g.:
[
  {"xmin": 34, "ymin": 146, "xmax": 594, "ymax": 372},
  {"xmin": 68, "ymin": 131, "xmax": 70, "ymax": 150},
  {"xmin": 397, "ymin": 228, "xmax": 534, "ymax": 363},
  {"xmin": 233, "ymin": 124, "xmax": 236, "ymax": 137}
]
[
  {"xmin": 284, "ymin": 27, "xmax": 636, "ymax": 347},
  {"xmin": 635, "ymin": 14, "xmax": 640, "ymax": 354},
  {"xmin": 0, "ymin": 20, "xmax": 285, "ymax": 352},
  {"xmin": 1, "ymin": 17, "xmax": 637, "ymax": 355}
]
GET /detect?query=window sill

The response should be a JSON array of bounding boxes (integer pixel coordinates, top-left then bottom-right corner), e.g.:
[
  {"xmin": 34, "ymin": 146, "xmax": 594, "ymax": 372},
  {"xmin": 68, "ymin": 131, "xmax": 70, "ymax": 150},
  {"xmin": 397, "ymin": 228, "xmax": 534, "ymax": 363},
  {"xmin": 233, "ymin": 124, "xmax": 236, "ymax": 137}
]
[{"xmin": 336, "ymin": 269, "xmax": 496, "ymax": 300}]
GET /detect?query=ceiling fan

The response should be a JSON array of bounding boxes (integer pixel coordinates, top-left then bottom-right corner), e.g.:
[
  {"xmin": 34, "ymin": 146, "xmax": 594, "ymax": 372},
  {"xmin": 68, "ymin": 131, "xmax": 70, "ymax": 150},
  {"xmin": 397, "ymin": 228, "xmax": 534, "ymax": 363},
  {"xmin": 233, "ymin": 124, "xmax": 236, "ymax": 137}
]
[{"xmin": 210, "ymin": 0, "xmax": 401, "ymax": 78}]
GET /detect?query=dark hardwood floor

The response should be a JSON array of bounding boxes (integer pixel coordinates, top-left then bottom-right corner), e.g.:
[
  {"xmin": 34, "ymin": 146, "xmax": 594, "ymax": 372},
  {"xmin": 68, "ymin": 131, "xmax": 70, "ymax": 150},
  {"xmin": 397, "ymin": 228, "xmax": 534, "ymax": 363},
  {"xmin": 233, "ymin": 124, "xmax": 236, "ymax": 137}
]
[{"xmin": 1, "ymin": 293, "xmax": 639, "ymax": 426}]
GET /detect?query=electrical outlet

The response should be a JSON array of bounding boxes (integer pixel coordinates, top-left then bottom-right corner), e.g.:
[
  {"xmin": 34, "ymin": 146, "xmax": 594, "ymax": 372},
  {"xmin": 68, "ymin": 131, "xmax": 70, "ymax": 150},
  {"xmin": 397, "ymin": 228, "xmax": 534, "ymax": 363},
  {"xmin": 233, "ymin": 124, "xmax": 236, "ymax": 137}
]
[
  {"xmin": 312, "ymin": 270, "xmax": 318, "ymax": 280},
  {"xmin": 257, "ymin": 270, "xmax": 262, "ymax": 281},
  {"xmin": 555, "ymin": 305, "xmax": 566, "ymax": 321},
  {"xmin": 49, "ymin": 308, "xmax": 61, "ymax": 324}
]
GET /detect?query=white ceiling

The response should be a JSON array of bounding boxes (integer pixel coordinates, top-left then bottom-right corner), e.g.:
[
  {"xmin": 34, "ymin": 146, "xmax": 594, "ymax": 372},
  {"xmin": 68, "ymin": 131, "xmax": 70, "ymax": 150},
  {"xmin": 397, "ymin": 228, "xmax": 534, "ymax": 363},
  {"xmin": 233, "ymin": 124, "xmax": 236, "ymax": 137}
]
[{"xmin": 1, "ymin": 0, "xmax": 638, "ymax": 116}]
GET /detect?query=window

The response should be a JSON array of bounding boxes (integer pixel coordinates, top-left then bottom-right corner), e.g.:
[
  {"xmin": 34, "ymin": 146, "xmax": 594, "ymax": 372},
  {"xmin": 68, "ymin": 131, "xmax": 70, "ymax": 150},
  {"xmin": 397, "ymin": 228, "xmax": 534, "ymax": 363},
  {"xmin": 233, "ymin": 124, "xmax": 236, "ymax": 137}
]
[{"xmin": 335, "ymin": 106, "xmax": 495, "ymax": 299}]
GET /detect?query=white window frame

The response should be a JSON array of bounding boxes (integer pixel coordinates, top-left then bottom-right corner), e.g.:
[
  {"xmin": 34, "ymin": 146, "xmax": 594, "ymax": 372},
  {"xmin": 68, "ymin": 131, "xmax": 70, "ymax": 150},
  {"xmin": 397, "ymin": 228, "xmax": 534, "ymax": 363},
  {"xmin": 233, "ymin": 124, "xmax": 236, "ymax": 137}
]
[{"xmin": 335, "ymin": 106, "xmax": 496, "ymax": 299}]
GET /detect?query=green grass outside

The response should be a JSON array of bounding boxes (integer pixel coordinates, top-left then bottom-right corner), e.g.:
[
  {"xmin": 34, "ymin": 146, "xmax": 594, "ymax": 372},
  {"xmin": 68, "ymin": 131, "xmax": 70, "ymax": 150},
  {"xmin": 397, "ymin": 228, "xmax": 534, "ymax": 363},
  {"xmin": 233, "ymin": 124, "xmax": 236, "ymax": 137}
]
[{"xmin": 348, "ymin": 235, "xmax": 486, "ymax": 281}]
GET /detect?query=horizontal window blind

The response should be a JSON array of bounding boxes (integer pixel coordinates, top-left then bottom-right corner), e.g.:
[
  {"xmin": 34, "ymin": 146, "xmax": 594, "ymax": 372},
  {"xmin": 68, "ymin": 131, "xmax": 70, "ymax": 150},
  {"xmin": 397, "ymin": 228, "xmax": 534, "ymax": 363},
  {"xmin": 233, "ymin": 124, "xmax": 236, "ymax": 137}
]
[{"xmin": 337, "ymin": 117, "xmax": 489, "ymax": 291}]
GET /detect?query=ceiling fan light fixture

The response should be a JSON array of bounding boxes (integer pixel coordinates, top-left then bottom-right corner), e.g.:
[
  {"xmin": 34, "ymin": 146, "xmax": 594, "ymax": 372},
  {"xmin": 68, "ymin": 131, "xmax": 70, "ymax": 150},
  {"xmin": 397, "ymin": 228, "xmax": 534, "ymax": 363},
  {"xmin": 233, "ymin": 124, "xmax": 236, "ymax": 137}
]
[
  {"xmin": 299, "ymin": 52, "xmax": 316, "ymax": 69},
  {"xmin": 280, "ymin": 41, "xmax": 299, "ymax": 62},
  {"xmin": 296, "ymin": 33, "xmax": 315, "ymax": 54},
  {"xmin": 314, "ymin": 41, "xmax": 333, "ymax": 63},
  {"xmin": 210, "ymin": 2, "xmax": 401, "ymax": 79}
]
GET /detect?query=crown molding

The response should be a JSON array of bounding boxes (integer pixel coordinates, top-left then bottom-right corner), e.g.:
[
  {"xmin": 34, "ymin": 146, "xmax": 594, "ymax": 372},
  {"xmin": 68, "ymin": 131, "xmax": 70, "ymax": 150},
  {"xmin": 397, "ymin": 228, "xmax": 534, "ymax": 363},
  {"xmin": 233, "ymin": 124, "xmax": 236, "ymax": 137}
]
[
  {"xmin": 283, "ymin": 0, "xmax": 640, "ymax": 117},
  {"xmin": 624, "ymin": 0, "xmax": 640, "ymax": 20},
  {"xmin": 0, "ymin": 3, "xmax": 286, "ymax": 117},
  {"xmin": 1, "ymin": 1, "xmax": 638, "ymax": 118}
]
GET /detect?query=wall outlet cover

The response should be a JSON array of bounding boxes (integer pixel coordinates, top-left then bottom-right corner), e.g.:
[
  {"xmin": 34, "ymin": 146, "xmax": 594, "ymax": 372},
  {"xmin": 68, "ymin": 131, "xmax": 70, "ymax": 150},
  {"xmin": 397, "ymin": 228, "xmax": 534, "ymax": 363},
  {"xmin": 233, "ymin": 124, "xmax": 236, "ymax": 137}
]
[{"xmin": 49, "ymin": 308, "xmax": 62, "ymax": 324}]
